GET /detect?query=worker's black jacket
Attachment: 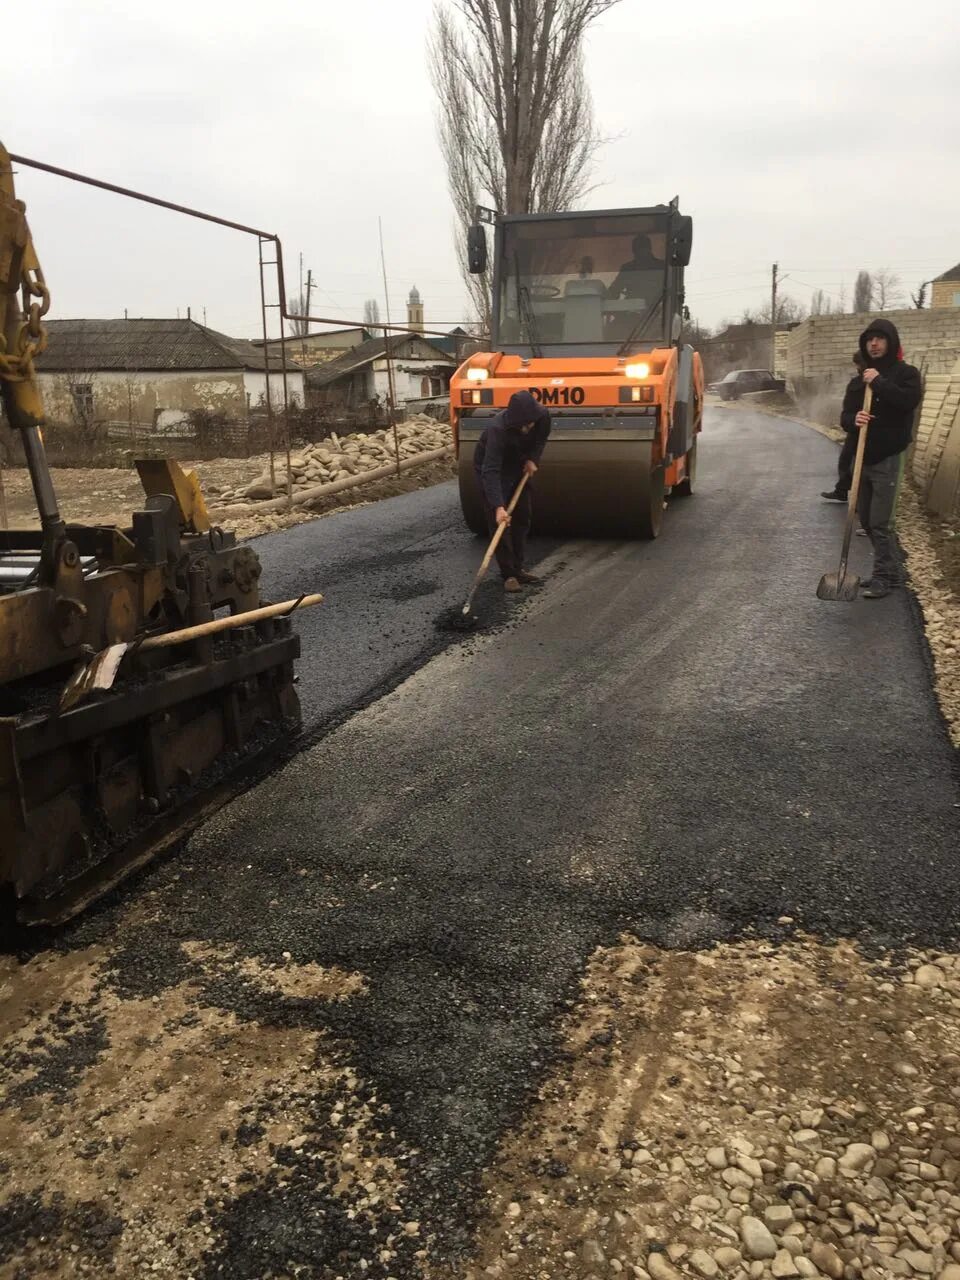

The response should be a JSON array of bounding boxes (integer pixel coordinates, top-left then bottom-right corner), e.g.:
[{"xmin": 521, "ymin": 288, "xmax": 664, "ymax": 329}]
[
  {"xmin": 474, "ymin": 393, "xmax": 551, "ymax": 508},
  {"xmin": 839, "ymin": 318, "xmax": 922, "ymax": 465},
  {"xmin": 839, "ymin": 375, "xmax": 863, "ymax": 433}
]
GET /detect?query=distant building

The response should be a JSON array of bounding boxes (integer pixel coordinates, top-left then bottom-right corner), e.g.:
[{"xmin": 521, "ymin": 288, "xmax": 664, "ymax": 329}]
[
  {"xmin": 256, "ymin": 327, "xmax": 371, "ymax": 366},
  {"xmin": 37, "ymin": 318, "xmax": 303, "ymax": 431},
  {"xmin": 932, "ymin": 263, "xmax": 960, "ymax": 309},
  {"xmin": 306, "ymin": 334, "xmax": 456, "ymax": 408}
]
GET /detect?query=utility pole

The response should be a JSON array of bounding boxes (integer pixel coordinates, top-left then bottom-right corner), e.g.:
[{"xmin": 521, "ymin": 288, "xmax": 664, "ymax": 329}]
[
  {"xmin": 300, "ymin": 270, "xmax": 313, "ymax": 365},
  {"xmin": 378, "ymin": 217, "xmax": 402, "ymax": 475},
  {"xmin": 770, "ymin": 262, "xmax": 778, "ymax": 374}
]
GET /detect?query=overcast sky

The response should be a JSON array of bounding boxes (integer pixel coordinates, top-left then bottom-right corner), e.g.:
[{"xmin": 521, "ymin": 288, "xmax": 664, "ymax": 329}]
[{"xmin": 3, "ymin": 0, "xmax": 958, "ymax": 338}]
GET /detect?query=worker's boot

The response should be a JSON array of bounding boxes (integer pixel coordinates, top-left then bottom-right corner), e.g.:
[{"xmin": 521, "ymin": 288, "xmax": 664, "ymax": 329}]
[
  {"xmin": 515, "ymin": 570, "xmax": 540, "ymax": 585},
  {"xmin": 821, "ymin": 489, "xmax": 848, "ymax": 501},
  {"xmin": 503, "ymin": 577, "xmax": 522, "ymax": 593}
]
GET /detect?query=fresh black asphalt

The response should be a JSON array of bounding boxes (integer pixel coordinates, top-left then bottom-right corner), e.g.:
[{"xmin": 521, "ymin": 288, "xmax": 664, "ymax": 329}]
[{"xmin": 11, "ymin": 405, "xmax": 960, "ymax": 1277}]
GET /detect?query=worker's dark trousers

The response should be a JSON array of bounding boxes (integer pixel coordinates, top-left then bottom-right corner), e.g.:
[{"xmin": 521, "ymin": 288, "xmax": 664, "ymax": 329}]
[
  {"xmin": 836, "ymin": 431, "xmax": 856, "ymax": 496},
  {"xmin": 482, "ymin": 484, "xmax": 532, "ymax": 580},
  {"xmin": 857, "ymin": 453, "xmax": 903, "ymax": 585}
]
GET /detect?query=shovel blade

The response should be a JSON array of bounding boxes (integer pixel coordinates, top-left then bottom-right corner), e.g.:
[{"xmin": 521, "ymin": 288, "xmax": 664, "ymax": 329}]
[
  {"xmin": 59, "ymin": 643, "xmax": 130, "ymax": 712},
  {"xmin": 816, "ymin": 570, "xmax": 860, "ymax": 602}
]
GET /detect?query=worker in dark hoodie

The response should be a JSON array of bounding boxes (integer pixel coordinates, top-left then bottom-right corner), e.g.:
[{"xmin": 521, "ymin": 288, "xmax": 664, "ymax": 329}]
[
  {"xmin": 474, "ymin": 389, "xmax": 551, "ymax": 592},
  {"xmin": 840, "ymin": 317, "xmax": 921, "ymax": 598}
]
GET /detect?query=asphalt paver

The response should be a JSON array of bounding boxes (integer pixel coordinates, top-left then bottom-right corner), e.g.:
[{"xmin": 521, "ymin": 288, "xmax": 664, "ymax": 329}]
[{"xmin": 1, "ymin": 405, "xmax": 957, "ymax": 1278}]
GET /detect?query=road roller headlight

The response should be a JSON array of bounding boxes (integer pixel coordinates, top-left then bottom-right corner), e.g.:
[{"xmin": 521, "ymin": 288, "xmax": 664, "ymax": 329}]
[
  {"xmin": 461, "ymin": 389, "xmax": 493, "ymax": 405},
  {"xmin": 466, "ymin": 367, "xmax": 489, "ymax": 381},
  {"xmin": 624, "ymin": 362, "xmax": 651, "ymax": 379}
]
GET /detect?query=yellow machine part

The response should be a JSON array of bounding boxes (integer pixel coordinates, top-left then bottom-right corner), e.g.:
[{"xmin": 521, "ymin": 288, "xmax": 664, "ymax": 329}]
[{"xmin": 136, "ymin": 458, "xmax": 211, "ymax": 533}]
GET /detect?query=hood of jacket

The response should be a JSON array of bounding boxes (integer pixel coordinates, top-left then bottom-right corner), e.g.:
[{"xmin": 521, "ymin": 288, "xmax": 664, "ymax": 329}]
[
  {"xmin": 503, "ymin": 390, "xmax": 544, "ymax": 428},
  {"xmin": 859, "ymin": 317, "xmax": 903, "ymax": 368}
]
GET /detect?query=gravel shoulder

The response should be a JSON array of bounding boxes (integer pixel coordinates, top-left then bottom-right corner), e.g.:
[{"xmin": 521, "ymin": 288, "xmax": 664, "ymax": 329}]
[{"xmin": 467, "ymin": 933, "xmax": 960, "ymax": 1280}]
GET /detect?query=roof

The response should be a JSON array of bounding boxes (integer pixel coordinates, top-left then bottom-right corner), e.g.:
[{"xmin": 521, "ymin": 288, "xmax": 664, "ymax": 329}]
[
  {"xmin": 38, "ymin": 318, "xmax": 288, "ymax": 373},
  {"xmin": 934, "ymin": 263, "xmax": 960, "ymax": 283},
  {"xmin": 429, "ymin": 325, "xmax": 471, "ymax": 356},
  {"xmin": 307, "ymin": 335, "xmax": 456, "ymax": 388}
]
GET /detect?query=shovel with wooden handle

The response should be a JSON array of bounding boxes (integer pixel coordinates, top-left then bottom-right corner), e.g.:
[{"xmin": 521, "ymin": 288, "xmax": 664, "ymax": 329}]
[
  {"xmin": 816, "ymin": 385, "xmax": 872, "ymax": 602},
  {"xmin": 59, "ymin": 592, "xmax": 324, "ymax": 712},
  {"xmin": 460, "ymin": 472, "xmax": 530, "ymax": 619}
]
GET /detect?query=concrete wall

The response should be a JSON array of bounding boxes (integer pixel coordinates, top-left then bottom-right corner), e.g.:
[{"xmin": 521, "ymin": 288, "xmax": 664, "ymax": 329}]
[
  {"xmin": 38, "ymin": 369, "xmax": 248, "ymax": 429},
  {"xmin": 38, "ymin": 367, "xmax": 303, "ymax": 430},
  {"xmin": 242, "ymin": 370, "xmax": 304, "ymax": 413}
]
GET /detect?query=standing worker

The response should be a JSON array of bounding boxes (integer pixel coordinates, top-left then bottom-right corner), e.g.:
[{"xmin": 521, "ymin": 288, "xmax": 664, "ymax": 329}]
[
  {"xmin": 822, "ymin": 350, "xmax": 867, "ymax": 502},
  {"xmin": 841, "ymin": 318, "xmax": 921, "ymax": 599},
  {"xmin": 474, "ymin": 390, "xmax": 551, "ymax": 593}
]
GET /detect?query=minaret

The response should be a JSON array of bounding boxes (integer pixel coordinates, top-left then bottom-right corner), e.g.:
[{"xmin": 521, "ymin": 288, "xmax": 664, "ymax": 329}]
[{"xmin": 407, "ymin": 285, "xmax": 424, "ymax": 334}]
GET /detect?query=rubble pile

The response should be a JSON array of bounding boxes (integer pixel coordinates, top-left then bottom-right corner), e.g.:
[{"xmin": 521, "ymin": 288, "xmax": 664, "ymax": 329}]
[{"xmin": 212, "ymin": 415, "xmax": 452, "ymax": 504}]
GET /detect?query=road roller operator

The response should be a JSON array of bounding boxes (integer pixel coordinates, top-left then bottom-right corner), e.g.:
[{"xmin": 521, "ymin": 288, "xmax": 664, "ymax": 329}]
[{"xmin": 474, "ymin": 390, "xmax": 551, "ymax": 593}]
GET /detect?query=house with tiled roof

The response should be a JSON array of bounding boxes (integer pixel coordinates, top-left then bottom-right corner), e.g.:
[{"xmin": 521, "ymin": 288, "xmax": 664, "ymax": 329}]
[
  {"xmin": 306, "ymin": 333, "xmax": 456, "ymax": 407},
  {"xmin": 932, "ymin": 264, "xmax": 960, "ymax": 310},
  {"xmin": 36, "ymin": 318, "xmax": 304, "ymax": 432}
]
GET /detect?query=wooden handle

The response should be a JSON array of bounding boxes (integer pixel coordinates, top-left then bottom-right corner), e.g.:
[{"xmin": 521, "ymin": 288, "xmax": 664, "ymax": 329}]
[
  {"xmin": 138, "ymin": 593, "xmax": 324, "ymax": 651},
  {"xmin": 462, "ymin": 473, "xmax": 531, "ymax": 610},
  {"xmin": 476, "ymin": 473, "xmax": 530, "ymax": 578},
  {"xmin": 837, "ymin": 385, "xmax": 872, "ymax": 578}
]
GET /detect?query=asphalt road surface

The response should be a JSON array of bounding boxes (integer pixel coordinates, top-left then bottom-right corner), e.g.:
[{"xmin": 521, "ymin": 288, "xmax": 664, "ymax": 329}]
[{"xmin": 2, "ymin": 404, "xmax": 958, "ymax": 1279}]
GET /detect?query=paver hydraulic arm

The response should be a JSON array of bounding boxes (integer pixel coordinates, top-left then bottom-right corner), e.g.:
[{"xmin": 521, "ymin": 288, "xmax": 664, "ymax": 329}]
[{"xmin": 0, "ymin": 141, "xmax": 67, "ymax": 582}]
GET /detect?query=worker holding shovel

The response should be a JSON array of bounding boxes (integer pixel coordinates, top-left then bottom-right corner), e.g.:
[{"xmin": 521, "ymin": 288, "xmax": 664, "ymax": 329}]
[
  {"xmin": 841, "ymin": 319, "xmax": 921, "ymax": 599},
  {"xmin": 474, "ymin": 390, "xmax": 551, "ymax": 593}
]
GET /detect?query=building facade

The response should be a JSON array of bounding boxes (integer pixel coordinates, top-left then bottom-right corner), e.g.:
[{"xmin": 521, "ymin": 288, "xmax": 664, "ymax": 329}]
[{"xmin": 37, "ymin": 318, "xmax": 303, "ymax": 433}]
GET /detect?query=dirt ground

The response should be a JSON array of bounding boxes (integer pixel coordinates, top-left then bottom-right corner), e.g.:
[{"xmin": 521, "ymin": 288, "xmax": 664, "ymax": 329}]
[{"xmin": 0, "ymin": 452, "xmax": 458, "ymax": 542}]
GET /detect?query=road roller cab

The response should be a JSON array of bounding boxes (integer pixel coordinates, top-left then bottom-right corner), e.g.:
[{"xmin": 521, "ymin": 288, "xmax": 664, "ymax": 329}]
[{"xmin": 451, "ymin": 201, "xmax": 703, "ymax": 538}]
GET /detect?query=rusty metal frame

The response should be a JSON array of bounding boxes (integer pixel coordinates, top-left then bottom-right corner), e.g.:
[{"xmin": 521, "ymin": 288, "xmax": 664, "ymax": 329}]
[{"xmin": 7, "ymin": 152, "xmax": 470, "ymax": 507}]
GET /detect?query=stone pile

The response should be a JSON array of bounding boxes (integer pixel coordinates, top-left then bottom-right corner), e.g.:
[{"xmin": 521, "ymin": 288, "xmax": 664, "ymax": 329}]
[{"xmin": 217, "ymin": 415, "xmax": 452, "ymax": 504}]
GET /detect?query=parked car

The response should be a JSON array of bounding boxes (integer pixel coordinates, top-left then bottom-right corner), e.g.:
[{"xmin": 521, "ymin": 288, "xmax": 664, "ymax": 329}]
[{"xmin": 714, "ymin": 369, "xmax": 786, "ymax": 400}]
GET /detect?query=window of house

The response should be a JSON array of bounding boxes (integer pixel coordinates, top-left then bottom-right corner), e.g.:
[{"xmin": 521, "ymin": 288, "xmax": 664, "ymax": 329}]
[
  {"xmin": 420, "ymin": 376, "xmax": 430, "ymax": 397},
  {"xmin": 953, "ymin": 291, "xmax": 960, "ymax": 307},
  {"xmin": 70, "ymin": 383, "xmax": 94, "ymax": 422},
  {"xmin": 430, "ymin": 377, "xmax": 443, "ymax": 397}
]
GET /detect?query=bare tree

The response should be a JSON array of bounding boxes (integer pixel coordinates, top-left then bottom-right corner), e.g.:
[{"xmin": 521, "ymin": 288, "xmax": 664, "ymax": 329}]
[
  {"xmin": 911, "ymin": 280, "xmax": 928, "ymax": 309},
  {"xmin": 363, "ymin": 298, "xmax": 381, "ymax": 327},
  {"xmin": 743, "ymin": 295, "xmax": 807, "ymax": 326},
  {"xmin": 430, "ymin": 0, "xmax": 620, "ymax": 324},
  {"xmin": 853, "ymin": 270, "xmax": 874, "ymax": 313},
  {"xmin": 810, "ymin": 289, "xmax": 833, "ymax": 317},
  {"xmin": 873, "ymin": 267, "xmax": 902, "ymax": 310}
]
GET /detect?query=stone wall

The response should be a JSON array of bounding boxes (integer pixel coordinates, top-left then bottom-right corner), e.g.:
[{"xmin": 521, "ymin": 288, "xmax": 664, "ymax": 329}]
[{"xmin": 914, "ymin": 355, "xmax": 960, "ymax": 520}]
